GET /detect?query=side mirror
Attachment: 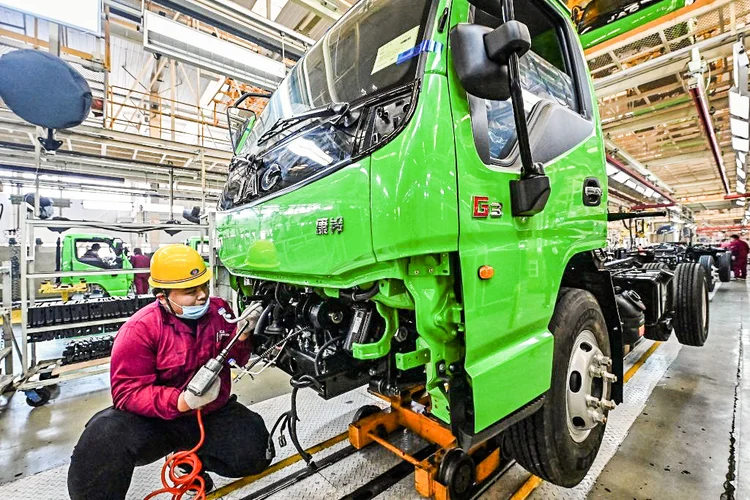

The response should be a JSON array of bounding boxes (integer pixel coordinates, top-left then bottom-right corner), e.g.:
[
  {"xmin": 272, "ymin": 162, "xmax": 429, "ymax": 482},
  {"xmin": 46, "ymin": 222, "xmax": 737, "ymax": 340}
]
[
  {"xmin": 227, "ymin": 107, "xmax": 257, "ymax": 154},
  {"xmin": 226, "ymin": 91, "xmax": 271, "ymax": 154},
  {"xmin": 450, "ymin": 20, "xmax": 531, "ymax": 101}
]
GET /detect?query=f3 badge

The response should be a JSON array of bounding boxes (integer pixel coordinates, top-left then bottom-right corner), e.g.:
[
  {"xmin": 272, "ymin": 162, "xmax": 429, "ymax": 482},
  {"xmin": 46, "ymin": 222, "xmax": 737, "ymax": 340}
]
[{"xmin": 472, "ymin": 196, "xmax": 503, "ymax": 218}]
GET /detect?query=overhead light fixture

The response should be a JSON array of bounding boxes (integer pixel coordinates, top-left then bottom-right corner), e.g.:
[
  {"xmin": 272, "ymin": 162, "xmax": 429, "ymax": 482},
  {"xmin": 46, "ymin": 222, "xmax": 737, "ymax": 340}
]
[
  {"xmin": 143, "ymin": 11, "xmax": 286, "ymax": 90},
  {"xmin": 738, "ymin": 180, "xmax": 747, "ymax": 193},
  {"xmin": 732, "ymin": 117, "xmax": 750, "ymax": 139},
  {"xmin": 0, "ymin": 0, "xmax": 101, "ymax": 34},
  {"xmin": 738, "ymin": 167, "xmax": 747, "ymax": 181},
  {"xmin": 730, "ymin": 90, "xmax": 750, "ymax": 119},
  {"xmin": 733, "ymin": 136, "xmax": 750, "ymax": 152}
]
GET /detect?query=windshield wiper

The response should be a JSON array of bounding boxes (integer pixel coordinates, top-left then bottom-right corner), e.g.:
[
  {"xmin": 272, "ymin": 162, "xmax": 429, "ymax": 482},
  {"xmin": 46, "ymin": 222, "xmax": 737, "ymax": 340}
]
[{"xmin": 256, "ymin": 102, "xmax": 353, "ymax": 146}]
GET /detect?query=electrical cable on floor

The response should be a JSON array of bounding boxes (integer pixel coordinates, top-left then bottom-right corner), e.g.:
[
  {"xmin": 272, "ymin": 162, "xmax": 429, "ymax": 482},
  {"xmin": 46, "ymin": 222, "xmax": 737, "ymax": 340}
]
[
  {"xmin": 145, "ymin": 409, "xmax": 207, "ymax": 500},
  {"xmin": 266, "ymin": 374, "xmax": 320, "ymax": 468}
]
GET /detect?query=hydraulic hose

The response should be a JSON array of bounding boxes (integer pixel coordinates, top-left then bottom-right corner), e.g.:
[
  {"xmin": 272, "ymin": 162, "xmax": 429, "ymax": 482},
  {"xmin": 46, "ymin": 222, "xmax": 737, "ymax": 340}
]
[
  {"xmin": 145, "ymin": 410, "xmax": 207, "ymax": 500},
  {"xmin": 350, "ymin": 284, "xmax": 379, "ymax": 301}
]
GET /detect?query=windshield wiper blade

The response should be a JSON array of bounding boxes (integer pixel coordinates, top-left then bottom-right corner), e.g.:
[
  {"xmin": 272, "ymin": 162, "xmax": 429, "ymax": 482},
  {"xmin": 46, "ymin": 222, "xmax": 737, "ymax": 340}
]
[{"xmin": 257, "ymin": 102, "xmax": 351, "ymax": 146}]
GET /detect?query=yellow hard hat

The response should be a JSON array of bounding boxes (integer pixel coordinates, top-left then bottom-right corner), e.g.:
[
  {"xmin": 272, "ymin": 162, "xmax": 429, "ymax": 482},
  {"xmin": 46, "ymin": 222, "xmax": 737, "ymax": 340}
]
[{"xmin": 148, "ymin": 244, "xmax": 212, "ymax": 289}]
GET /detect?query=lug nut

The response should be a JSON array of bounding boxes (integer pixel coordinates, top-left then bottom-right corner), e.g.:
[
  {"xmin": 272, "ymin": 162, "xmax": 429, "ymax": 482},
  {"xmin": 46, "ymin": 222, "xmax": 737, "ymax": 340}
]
[
  {"xmin": 599, "ymin": 399, "xmax": 617, "ymax": 411},
  {"xmin": 586, "ymin": 396, "xmax": 600, "ymax": 408},
  {"xmin": 590, "ymin": 410, "xmax": 608, "ymax": 424},
  {"xmin": 603, "ymin": 372, "xmax": 618, "ymax": 383},
  {"xmin": 595, "ymin": 355, "xmax": 613, "ymax": 367}
]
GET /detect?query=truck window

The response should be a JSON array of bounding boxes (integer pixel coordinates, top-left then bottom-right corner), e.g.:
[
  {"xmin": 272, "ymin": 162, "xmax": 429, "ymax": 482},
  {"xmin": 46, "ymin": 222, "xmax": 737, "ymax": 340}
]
[
  {"xmin": 472, "ymin": 1, "xmax": 580, "ymax": 162},
  {"xmin": 76, "ymin": 241, "xmax": 118, "ymax": 269}
]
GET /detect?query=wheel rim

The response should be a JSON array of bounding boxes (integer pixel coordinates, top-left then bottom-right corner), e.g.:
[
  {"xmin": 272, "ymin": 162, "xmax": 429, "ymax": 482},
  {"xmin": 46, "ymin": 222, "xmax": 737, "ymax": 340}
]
[
  {"xmin": 565, "ymin": 329, "xmax": 610, "ymax": 443},
  {"xmin": 701, "ymin": 280, "xmax": 708, "ymax": 330}
]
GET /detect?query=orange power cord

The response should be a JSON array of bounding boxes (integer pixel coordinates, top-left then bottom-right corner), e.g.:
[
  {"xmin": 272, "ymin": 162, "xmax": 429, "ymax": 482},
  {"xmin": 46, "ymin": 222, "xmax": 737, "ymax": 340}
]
[{"xmin": 145, "ymin": 409, "xmax": 207, "ymax": 500}]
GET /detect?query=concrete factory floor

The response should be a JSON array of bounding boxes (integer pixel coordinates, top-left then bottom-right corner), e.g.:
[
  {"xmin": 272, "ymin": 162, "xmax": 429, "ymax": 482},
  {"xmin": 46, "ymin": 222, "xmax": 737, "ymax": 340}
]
[{"xmin": 0, "ymin": 281, "xmax": 747, "ymax": 499}]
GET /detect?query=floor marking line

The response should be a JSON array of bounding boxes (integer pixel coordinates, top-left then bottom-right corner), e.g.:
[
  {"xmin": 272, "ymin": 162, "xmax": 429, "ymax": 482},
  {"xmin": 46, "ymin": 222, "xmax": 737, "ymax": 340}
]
[
  {"xmin": 509, "ymin": 340, "xmax": 663, "ymax": 500},
  {"xmin": 509, "ymin": 475, "xmax": 542, "ymax": 500},
  {"xmin": 624, "ymin": 341, "xmax": 661, "ymax": 383},
  {"xmin": 206, "ymin": 431, "xmax": 349, "ymax": 499}
]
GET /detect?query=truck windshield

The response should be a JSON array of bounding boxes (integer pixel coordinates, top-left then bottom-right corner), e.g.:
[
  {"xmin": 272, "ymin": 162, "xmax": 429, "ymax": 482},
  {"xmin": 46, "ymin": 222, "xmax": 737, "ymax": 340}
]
[{"xmin": 235, "ymin": 0, "xmax": 434, "ymax": 157}]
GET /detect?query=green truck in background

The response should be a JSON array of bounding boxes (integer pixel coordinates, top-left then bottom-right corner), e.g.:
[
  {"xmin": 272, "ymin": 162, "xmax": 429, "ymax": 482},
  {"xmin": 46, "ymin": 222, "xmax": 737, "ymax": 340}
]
[
  {"xmin": 572, "ymin": 0, "xmax": 692, "ymax": 49},
  {"xmin": 59, "ymin": 234, "xmax": 133, "ymax": 297},
  {"xmin": 215, "ymin": 0, "xmax": 709, "ymax": 492}
]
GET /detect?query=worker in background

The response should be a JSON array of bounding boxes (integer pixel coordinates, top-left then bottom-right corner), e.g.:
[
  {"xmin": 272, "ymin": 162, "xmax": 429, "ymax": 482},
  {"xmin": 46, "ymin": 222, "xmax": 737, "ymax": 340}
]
[
  {"xmin": 129, "ymin": 247, "xmax": 151, "ymax": 295},
  {"xmin": 68, "ymin": 245, "xmax": 271, "ymax": 500},
  {"xmin": 729, "ymin": 234, "xmax": 750, "ymax": 280},
  {"xmin": 80, "ymin": 243, "xmax": 107, "ymax": 268}
]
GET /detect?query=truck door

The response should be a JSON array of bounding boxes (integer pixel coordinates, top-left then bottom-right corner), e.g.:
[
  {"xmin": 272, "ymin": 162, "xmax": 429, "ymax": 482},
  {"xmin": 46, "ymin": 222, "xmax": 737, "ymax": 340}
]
[{"xmin": 448, "ymin": 0, "xmax": 608, "ymax": 432}]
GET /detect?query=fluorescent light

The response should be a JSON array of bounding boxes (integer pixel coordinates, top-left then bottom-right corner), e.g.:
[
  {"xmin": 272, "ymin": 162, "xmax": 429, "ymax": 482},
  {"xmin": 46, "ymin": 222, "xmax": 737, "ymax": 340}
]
[
  {"xmin": 606, "ymin": 162, "xmax": 619, "ymax": 176},
  {"xmin": 83, "ymin": 201, "xmax": 134, "ymax": 212},
  {"xmin": 643, "ymin": 188, "xmax": 655, "ymax": 198},
  {"xmin": 732, "ymin": 117, "xmax": 750, "ymax": 139},
  {"xmin": 612, "ymin": 172, "xmax": 630, "ymax": 184},
  {"xmin": 733, "ymin": 136, "xmax": 750, "ymax": 152},
  {"xmin": 143, "ymin": 11, "xmax": 286, "ymax": 90},
  {"xmin": 730, "ymin": 90, "xmax": 750, "ymax": 119},
  {"xmin": 738, "ymin": 181, "xmax": 747, "ymax": 193},
  {"xmin": 738, "ymin": 167, "xmax": 746, "ymax": 180},
  {"xmin": 143, "ymin": 203, "xmax": 186, "ymax": 214},
  {"xmin": 0, "ymin": 0, "xmax": 100, "ymax": 34}
]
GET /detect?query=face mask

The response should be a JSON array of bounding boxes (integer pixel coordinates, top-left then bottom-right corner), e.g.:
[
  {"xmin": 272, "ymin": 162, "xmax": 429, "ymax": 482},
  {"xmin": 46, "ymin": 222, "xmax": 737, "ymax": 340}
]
[{"xmin": 169, "ymin": 298, "xmax": 210, "ymax": 320}]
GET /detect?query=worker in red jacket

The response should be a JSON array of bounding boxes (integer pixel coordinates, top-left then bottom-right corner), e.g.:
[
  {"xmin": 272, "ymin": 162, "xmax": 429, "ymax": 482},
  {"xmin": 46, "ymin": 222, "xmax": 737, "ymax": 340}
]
[
  {"xmin": 68, "ymin": 245, "xmax": 270, "ymax": 500},
  {"xmin": 129, "ymin": 247, "xmax": 151, "ymax": 294},
  {"xmin": 729, "ymin": 234, "xmax": 750, "ymax": 280}
]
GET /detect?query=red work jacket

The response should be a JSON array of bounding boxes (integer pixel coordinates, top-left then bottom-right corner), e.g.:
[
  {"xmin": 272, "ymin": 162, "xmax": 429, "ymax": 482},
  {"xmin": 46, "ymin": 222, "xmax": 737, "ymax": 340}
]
[{"xmin": 110, "ymin": 297, "xmax": 252, "ymax": 420}]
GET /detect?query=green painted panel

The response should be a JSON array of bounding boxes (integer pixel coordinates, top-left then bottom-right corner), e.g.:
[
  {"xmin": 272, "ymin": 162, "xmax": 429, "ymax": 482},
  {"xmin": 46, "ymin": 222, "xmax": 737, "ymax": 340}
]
[{"xmin": 216, "ymin": 161, "xmax": 377, "ymax": 282}]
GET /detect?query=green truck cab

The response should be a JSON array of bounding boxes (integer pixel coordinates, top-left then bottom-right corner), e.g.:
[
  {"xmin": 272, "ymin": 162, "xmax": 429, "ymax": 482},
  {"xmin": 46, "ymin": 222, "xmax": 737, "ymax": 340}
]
[
  {"xmin": 59, "ymin": 234, "xmax": 133, "ymax": 297},
  {"xmin": 185, "ymin": 236, "xmax": 210, "ymax": 262},
  {"xmin": 216, "ymin": 0, "xmax": 708, "ymax": 488}
]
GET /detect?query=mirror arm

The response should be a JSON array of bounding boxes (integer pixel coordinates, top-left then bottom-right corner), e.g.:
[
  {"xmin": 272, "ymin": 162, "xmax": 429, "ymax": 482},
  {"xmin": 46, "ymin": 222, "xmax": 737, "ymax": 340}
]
[
  {"xmin": 502, "ymin": 0, "xmax": 541, "ymax": 179},
  {"xmin": 501, "ymin": 0, "xmax": 551, "ymax": 217}
]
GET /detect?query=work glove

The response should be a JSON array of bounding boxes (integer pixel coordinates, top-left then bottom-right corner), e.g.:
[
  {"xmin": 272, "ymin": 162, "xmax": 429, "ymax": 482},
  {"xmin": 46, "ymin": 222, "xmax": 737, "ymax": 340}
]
[{"xmin": 182, "ymin": 377, "xmax": 221, "ymax": 410}]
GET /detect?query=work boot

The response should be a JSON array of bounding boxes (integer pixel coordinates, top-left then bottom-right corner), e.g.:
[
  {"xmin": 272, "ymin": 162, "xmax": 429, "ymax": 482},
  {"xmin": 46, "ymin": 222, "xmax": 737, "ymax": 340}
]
[{"xmin": 176, "ymin": 464, "xmax": 214, "ymax": 496}]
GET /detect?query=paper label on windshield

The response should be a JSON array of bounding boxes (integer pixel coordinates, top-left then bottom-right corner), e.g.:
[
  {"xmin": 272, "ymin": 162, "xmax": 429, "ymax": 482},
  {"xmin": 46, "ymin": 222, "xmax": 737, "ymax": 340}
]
[{"xmin": 371, "ymin": 26, "xmax": 420, "ymax": 75}]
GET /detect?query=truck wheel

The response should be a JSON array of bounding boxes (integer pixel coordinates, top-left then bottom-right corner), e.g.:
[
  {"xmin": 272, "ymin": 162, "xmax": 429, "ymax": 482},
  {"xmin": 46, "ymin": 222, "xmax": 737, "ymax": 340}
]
[
  {"xmin": 698, "ymin": 255, "xmax": 715, "ymax": 292},
  {"xmin": 718, "ymin": 252, "xmax": 732, "ymax": 282},
  {"xmin": 673, "ymin": 263, "xmax": 709, "ymax": 347},
  {"xmin": 503, "ymin": 288, "xmax": 614, "ymax": 487},
  {"xmin": 642, "ymin": 262, "xmax": 669, "ymax": 270}
]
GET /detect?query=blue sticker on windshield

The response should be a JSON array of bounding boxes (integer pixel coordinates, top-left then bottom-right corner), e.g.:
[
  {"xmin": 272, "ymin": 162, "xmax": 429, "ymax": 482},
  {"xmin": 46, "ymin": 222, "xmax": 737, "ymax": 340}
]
[{"xmin": 396, "ymin": 40, "xmax": 443, "ymax": 65}]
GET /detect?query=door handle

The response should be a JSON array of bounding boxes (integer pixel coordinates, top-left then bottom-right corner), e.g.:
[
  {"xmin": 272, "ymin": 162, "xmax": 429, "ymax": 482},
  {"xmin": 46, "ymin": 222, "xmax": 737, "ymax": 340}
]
[{"xmin": 583, "ymin": 177, "xmax": 602, "ymax": 207}]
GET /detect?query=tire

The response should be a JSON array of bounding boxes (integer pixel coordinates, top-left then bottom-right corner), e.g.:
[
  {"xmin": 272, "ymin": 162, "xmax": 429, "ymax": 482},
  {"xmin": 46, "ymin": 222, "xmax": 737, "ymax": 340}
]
[
  {"xmin": 503, "ymin": 288, "xmax": 614, "ymax": 487},
  {"xmin": 642, "ymin": 262, "xmax": 670, "ymax": 270},
  {"xmin": 672, "ymin": 263, "xmax": 709, "ymax": 347},
  {"xmin": 718, "ymin": 252, "xmax": 732, "ymax": 282},
  {"xmin": 698, "ymin": 255, "xmax": 715, "ymax": 292}
]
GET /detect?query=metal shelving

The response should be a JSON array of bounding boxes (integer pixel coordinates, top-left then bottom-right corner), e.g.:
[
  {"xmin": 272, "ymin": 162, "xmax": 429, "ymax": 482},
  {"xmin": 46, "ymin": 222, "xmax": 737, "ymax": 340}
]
[{"xmin": 16, "ymin": 209, "xmax": 217, "ymax": 403}]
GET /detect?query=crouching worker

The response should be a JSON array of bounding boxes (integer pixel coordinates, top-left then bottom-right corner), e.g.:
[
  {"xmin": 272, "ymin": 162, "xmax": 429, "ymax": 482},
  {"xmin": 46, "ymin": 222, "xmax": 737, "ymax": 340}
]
[{"xmin": 68, "ymin": 245, "xmax": 270, "ymax": 500}]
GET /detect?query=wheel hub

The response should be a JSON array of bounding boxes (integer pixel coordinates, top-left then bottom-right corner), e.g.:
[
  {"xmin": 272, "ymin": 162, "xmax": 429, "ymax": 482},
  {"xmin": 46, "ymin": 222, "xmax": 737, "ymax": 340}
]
[{"xmin": 565, "ymin": 329, "xmax": 615, "ymax": 443}]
